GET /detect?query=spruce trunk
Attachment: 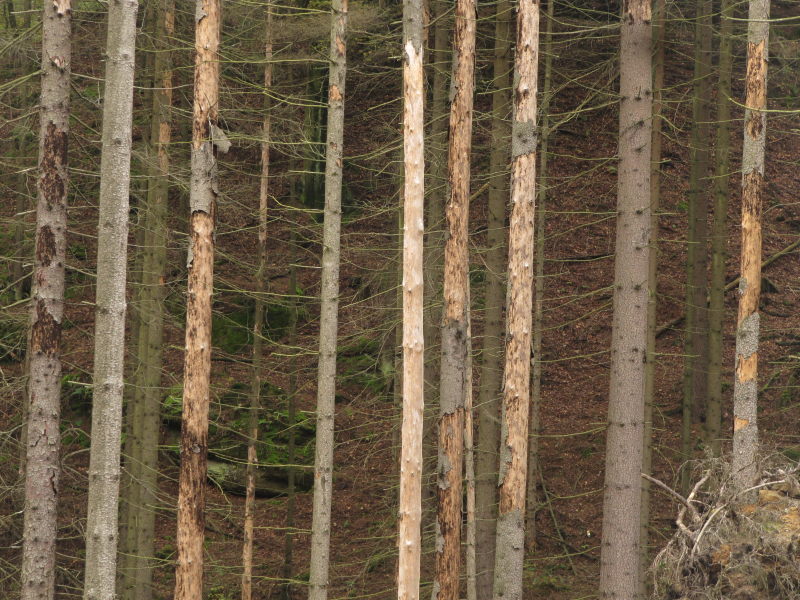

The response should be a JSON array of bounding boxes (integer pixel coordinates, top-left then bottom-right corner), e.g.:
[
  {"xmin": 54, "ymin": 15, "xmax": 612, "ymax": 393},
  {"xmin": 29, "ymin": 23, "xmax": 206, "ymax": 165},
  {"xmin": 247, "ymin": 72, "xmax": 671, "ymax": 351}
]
[
  {"xmin": 397, "ymin": 0, "xmax": 425, "ymax": 595},
  {"xmin": 732, "ymin": 0, "xmax": 769, "ymax": 495},
  {"xmin": 432, "ymin": 0, "xmax": 476, "ymax": 595},
  {"xmin": 21, "ymin": 1, "xmax": 71, "ymax": 598},
  {"xmin": 491, "ymin": 1, "xmax": 539, "ymax": 598},
  {"xmin": 307, "ymin": 0, "xmax": 348, "ymax": 597},
  {"xmin": 681, "ymin": 0, "xmax": 713, "ymax": 492},
  {"xmin": 598, "ymin": 1, "xmax": 652, "ymax": 597},
  {"xmin": 242, "ymin": 6, "xmax": 272, "ymax": 600},
  {"xmin": 706, "ymin": 0, "xmax": 733, "ymax": 457},
  {"xmin": 174, "ymin": 1, "xmax": 224, "ymax": 597},
  {"xmin": 83, "ymin": 1, "xmax": 139, "ymax": 597},
  {"xmin": 474, "ymin": 0, "xmax": 511, "ymax": 592}
]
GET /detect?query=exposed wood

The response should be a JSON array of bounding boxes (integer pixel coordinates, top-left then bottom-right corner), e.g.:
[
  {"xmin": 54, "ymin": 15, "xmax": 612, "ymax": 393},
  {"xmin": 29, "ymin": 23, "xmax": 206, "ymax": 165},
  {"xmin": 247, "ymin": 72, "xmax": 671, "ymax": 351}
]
[{"xmin": 491, "ymin": 1, "xmax": 539, "ymax": 598}]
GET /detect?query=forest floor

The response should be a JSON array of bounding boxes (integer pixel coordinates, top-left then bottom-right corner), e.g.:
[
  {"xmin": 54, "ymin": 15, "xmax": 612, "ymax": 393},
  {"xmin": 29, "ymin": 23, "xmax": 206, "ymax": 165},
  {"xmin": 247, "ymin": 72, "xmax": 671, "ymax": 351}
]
[{"xmin": 1, "ymin": 2, "xmax": 800, "ymax": 599}]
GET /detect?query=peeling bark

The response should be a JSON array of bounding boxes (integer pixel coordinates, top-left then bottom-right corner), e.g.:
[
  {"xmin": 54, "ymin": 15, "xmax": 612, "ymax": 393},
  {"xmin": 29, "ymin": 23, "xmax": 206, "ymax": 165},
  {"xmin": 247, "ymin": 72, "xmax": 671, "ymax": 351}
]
[
  {"xmin": 21, "ymin": 1, "xmax": 71, "ymax": 598},
  {"xmin": 492, "ymin": 2, "xmax": 539, "ymax": 599},
  {"xmin": 732, "ymin": 0, "xmax": 769, "ymax": 497},
  {"xmin": 174, "ymin": 1, "xmax": 223, "ymax": 598}
]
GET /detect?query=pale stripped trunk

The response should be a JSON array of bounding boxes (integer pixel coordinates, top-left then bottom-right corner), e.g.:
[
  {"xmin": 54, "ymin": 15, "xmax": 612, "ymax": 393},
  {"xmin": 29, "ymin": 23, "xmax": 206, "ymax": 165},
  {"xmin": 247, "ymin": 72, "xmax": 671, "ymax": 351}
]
[
  {"xmin": 21, "ymin": 1, "xmax": 71, "ymax": 598},
  {"xmin": 732, "ymin": 0, "xmax": 769, "ymax": 496},
  {"xmin": 174, "ymin": 1, "xmax": 224, "ymax": 598},
  {"xmin": 397, "ymin": 0, "xmax": 425, "ymax": 596},
  {"xmin": 491, "ymin": 2, "xmax": 539, "ymax": 599},
  {"xmin": 525, "ymin": 0, "xmax": 555, "ymax": 554},
  {"xmin": 242, "ymin": 6, "xmax": 272, "ymax": 600},
  {"xmin": 307, "ymin": 0, "xmax": 347, "ymax": 597},
  {"xmin": 474, "ymin": 0, "xmax": 511, "ymax": 593},
  {"xmin": 431, "ymin": 0, "xmax": 476, "ymax": 596},
  {"xmin": 706, "ymin": 0, "xmax": 733, "ymax": 457},
  {"xmin": 599, "ymin": 1, "xmax": 652, "ymax": 597}
]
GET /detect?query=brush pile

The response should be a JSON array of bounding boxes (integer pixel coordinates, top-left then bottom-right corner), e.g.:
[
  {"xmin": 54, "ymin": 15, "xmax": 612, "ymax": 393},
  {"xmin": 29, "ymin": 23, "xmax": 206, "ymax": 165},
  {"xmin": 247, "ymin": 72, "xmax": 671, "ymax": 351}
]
[{"xmin": 650, "ymin": 456, "xmax": 800, "ymax": 600}]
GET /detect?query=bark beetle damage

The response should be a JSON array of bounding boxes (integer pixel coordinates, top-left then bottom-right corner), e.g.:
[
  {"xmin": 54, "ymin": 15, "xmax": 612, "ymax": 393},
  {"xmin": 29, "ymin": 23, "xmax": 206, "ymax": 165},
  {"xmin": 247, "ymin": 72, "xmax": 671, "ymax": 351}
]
[
  {"xmin": 734, "ymin": 417, "xmax": 749, "ymax": 432},
  {"xmin": 30, "ymin": 299, "xmax": 61, "ymax": 356},
  {"xmin": 36, "ymin": 225, "xmax": 56, "ymax": 267},
  {"xmin": 329, "ymin": 84, "xmax": 342, "ymax": 103},
  {"xmin": 53, "ymin": 0, "xmax": 71, "ymax": 16},
  {"xmin": 40, "ymin": 123, "xmax": 68, "ymax": 208},
  {"xmin": 745, "ymin": 40, "xmax": 767, "ymax": 139},
  {"xmin": 623, "ymin": 0, "xmax": 651, "ymax": 23},
  {"xmin": 742, "ymin": 171, "xmax": 763, "ymax": 218},
  {"xmin": 736, "ymin": 353, "xmax": 758, "ymax": 382}
]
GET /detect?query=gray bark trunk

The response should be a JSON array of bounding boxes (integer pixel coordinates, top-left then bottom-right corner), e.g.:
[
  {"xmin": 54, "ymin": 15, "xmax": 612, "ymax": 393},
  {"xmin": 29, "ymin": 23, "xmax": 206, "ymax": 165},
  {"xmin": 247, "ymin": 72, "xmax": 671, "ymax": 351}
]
[
  {"xmin": 640, "ymin": 0, "xmax": 665, "ymax": 593},
  {"xmin": 83, "ymin": 2, "xmax": 140, "ymax": 597},
  {"xmin": 598, "ymin": 1, "xmax": 652, "ymax": 597},
  {"xmin": 706, "ymin": 0, "xmax": 733, "ymax": 458},
  {"xmin": 21, "ymin": 1, "xmax": 71, "ymax": 598},
  {"xmin": 474, "ymin": 0, "xmax": 511, "ymax": 593},
  {"xmin": 307, "ymin": 1, "xmax": 347, "ymax": 598}
]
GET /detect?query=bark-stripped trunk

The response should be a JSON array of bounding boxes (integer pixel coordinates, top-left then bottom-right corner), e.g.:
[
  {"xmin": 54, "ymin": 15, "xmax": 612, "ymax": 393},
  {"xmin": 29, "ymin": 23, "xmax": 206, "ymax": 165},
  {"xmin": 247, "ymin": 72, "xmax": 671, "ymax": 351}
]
[
  {"xmin": 706, "ymin": 0, "xmax": 733, "ymax": 458},
  {"xmin": 397, "ymin": 0, "xmax": 425, "ymax": 596},
  {"xmin": 526, "ymin": 0, "xmax": 555, "ymax": 554},
  {"xmin": 474, "ymin": 0, "xmax": 511, "ymax": 593},
  {"xmin": 431, "ymin": 0, "xmax": 476, "ymax": 596},
  {"xmin": 242, "ymin": 6, "xmax": 272, "ymax": 600},
  {"xmin": 83, "ymin": 1, "xmax": 139, "ymax": 598},
  {"xmin": 174, "ymin": 1, "xmax": 224, "ymax": 598},
  {"xmin": 491, "ymin": 2, "xmax": 539, "ymax": 598},
  {"xmin": 21, "ymin": 1, "xmax": 71, "ymax": 598},
  {"xmin": 599, "ymin": 1, "xmax": 652, "ymax": 597},
  {"xmin": 681, "ymin": 0, "xmax": 712, "ymax": 493},
  {"xmin": 307, "ymin": 0, "xmax": 347, "ymax": 597},
  {"xmin": 732, "ymin": 0, "xmax": 769, "ymax": 496},
  {"xmin": 131, "ymin": 3, "xmax": 173, "ymax": 599},
  {"xmin": 640, "ymin": 0, "xmax": 665, "ymax": 593}
]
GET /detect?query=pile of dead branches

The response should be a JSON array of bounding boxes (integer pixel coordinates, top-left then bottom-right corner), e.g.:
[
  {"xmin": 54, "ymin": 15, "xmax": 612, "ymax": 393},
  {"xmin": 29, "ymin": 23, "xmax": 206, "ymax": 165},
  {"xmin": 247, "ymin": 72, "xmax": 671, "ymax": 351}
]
[{"xmin": 649, "ymin": 456, "xmax": 800, "ymax": 600}]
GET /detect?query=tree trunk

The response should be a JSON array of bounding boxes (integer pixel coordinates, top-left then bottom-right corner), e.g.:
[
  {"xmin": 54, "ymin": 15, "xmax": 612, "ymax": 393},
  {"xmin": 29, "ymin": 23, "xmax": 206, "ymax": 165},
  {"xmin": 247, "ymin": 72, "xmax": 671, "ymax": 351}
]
[
  {"xmin": 174, "ymin": 1, "xmax": 224, "ymax": 597},
  {"xmin": 681, "ymin": 0, "xmax": 713, "ymax": 493},
  {"xmin": 307, "ymin": 0, "xmax": 348, "ymax": 598},
  {"xmin": 525, "ymin": 0, "xmax": 555, "ymax": 554},
  {"xmin": 474, "ymin": 0, "xmax": 511, "ymax": 593},
  {"xmin": 20, "ymin": 1, "xmax": 71, "ymax": 598},
  {"xmin": 83, "ymin": 1, "xmax": 139, "ymax": 598},
  {"xmin": 120, "ymin": 4, "xmax": 173, "ymax": 599},
  {"xmin": 640, "ymin": 0, "xmax": 665, "ymax": 593},
  {"xmin": 242, "ymin": 7, "xmax": 272, "ymax": 600},
  {"xmin": 422, "ymin": 0, "xmax": 450, "ymax": 512},
  {"xmin": 397, "ymin": 0, "xmax": 425, "ymax": 596},
  {"xmin": 732, "ymin": 0, "xmax": 769, "ymax": 496},
  {"xmin": 706, "ymin": 0, "xmax": 733, "ymax": 458},
  {"xmin": 599, "ymin": 1, "xmax": 652, "ymax": 597},
  {"xmin": 491, "ymin": 1, "xmax": 539, "ymax": 598},
  {"xmin": 431, "ymin": 0, "xmax": 476, "ymax": 596}
]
